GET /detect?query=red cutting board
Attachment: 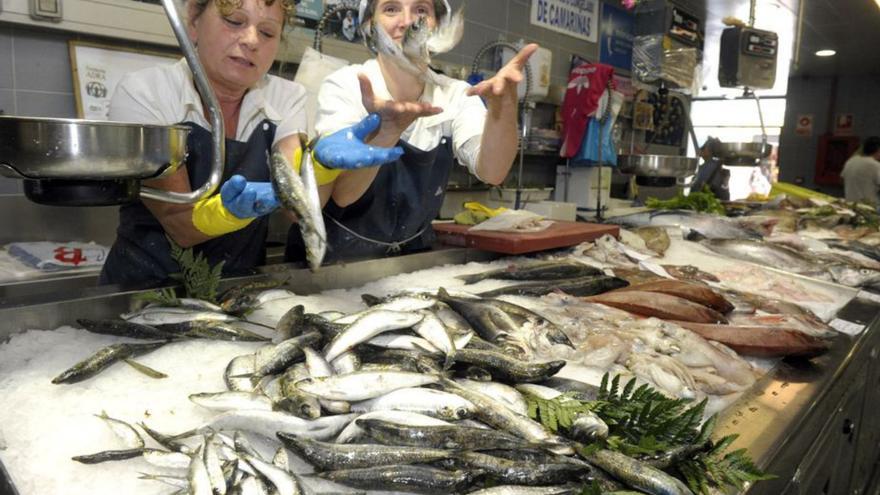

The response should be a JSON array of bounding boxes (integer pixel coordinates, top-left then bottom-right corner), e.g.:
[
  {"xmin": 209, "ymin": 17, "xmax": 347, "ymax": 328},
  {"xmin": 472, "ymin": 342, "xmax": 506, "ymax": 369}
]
[{"xmin": 433, "ymin": 221, "xmax": 619, "ymax": 255}]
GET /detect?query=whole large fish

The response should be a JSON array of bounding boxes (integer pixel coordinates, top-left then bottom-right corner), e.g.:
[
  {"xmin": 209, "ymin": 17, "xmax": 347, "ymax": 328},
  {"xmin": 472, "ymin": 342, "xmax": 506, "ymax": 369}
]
[
  {"xmin": 453, "ymin": 451, "xmax": 590, "ymax": 486},
  {"xmin": 189, "ymin": 410, "xmax": 356, "ymax": 441},
  {"xmin": 617, "ymin": 279, "xmax": 734, "ymax": 313},
  {"xmin": 296, "ymin": 370, "xmax": 439, "ymax": 402},
  {"xmin": 349, "ymin": 387, "xmax": 475, "ymax": 420},
  {"xmin": 582, "ymin": 449, "xmax": 694, "ymax": 495},
  {"xmin": 76, "ymin": 319, "xmax": 173, "ymax": 340},
  {"xmin": 457, "ymin": 260, "xmax": 602, "ymax": 285},
  {"xmin": 156, "ymin": 320, "xmax": 270, "ymax": 342},
  {"xmin": 357, "ymin": 418, "xmax": 531, "ymax": 450},
  {"xmin": 606, "ymin": 209, "xmax": 762, "ymax": 240},
  {"xmin": 277, "ymin": 434, "xmax": 456, "ymax": 471},
  {"xmin": 585, "ymin": 290, "xmax": 728, "ymax": 324},
  {"xmin": 318, "ymin": 464, "xmax": 475, "ymax": 494},
  {"xmin": 439, "ymin": 377, "xmax": 573, "ymax": 455},
  {"xmin": 121, "ymin": 306, "xmax": 239, "ymax": 326},
  {"xmin": 477, "ymin": 275, "xmax": 629, "ymax": 298},
  {"xmin": 437, "ymin": 288, "xmax": 531, "ymax": 351},
  {"xmin": 669, "ymin": 321, "xmax": 831, "ymax": 358},
  {"xmin": 701, "ymin": 238, "xmax": 822, "ymax": 274},
  {"xmin": 270, "ymin": 150, "xmax": 326, "ymax": 271},
  {"xmin": 52, "ymin": 341, "xmax": 168, "ymax": 384},
  {"xmin": 450, "ymin": 348, "xmax": 566, "ymax": 383},
  {"xmin": 334, "ymin": 410, "xmax": 450, "ymax": 444},
  {"xmin": 468, "ymin": 487, "xmax": 581, "ymax": 495},
  {"xmin": 253, "ymin": 331, "xmax": 323, "ymax": 379},
  {"xmin": 323, "ymin": 310, "xmax": 424, "ymax": 363},
  {"xmin": 703, "ymin": 238, "xmax": 880, "ymax": 288}
]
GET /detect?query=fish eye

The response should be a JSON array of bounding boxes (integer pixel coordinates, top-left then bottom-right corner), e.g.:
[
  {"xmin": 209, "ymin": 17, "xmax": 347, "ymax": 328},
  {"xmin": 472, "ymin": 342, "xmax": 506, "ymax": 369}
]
[{"xmin": 455, "ymin": 407, "xmax": 469, "ymax": 419}]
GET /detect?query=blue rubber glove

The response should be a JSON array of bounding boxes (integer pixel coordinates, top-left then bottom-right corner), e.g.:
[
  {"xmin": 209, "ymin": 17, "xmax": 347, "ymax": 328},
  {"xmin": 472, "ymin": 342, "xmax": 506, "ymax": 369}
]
[
  {"xmin": 220, "ymin": 175, "xmax": 279, "ymax": 219},
  {"xmin": 313, "ymin": 113, "xmax": 405, "ymax": 170}
]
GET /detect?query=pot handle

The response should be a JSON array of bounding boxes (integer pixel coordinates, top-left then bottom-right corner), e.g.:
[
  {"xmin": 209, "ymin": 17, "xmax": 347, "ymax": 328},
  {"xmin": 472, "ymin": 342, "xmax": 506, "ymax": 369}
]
[{"xmin": 140, "ymin": 0, "xmax": 225, "ymax": 204}]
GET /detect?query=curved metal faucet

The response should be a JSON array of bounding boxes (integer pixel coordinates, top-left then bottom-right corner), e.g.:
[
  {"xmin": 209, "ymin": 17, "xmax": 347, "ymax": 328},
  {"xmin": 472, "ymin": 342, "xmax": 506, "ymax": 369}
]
[
  {"xmin": 140, "ymin": 0, "xmax": 225, "ymax": 204},
  {"xmin": 470, "ymin": 41, "xmax": 534, "ymax": 209}
]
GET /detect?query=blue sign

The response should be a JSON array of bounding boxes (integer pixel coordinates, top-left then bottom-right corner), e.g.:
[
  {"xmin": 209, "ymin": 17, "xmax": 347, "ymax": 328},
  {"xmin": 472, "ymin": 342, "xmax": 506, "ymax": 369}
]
[
  {"xmin": 599, "ymin": 3, "xmax": 634, "ymax": 71},
  {"xmin": 296, "ymin": 0, "xmax": 324, "ymax": 20},
  {"xmin": 531, "ymin": 0, "xmax": 599, "ymax": 43}
]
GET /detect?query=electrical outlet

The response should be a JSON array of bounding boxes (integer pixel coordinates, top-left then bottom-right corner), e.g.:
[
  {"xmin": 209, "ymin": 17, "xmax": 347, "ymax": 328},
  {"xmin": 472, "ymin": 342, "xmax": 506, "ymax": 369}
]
[{"xmin": 30, "ymin": 0, "xmax": 62, "ymax": 21}]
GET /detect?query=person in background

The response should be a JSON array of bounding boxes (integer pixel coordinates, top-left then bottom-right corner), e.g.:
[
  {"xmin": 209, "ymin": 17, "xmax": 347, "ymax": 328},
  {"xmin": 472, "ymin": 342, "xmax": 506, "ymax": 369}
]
[
  {"xmin": 286, "ymin": 0, "xmax": 537, "ymax": 263},
  {"xmin": 100, "ymin": 0, "xmax": 399, "ymax": 286},
  {"xmin": 342, "ymin": 10, "xmax": 358, "ymax": 41},
  {"xmin": 840, "ymin": 136, "xmax": 880, "ymax": 206},
  {"xmin": 690, "ymin": 136, "xmax": 730, "ymax": 200}
]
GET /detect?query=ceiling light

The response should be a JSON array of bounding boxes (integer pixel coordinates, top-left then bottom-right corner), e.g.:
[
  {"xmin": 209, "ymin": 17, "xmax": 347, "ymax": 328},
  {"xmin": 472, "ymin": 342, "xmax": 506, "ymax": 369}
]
[{"xmin": 815, "ymin": 49, "xmax": 836, "ymax": 57}]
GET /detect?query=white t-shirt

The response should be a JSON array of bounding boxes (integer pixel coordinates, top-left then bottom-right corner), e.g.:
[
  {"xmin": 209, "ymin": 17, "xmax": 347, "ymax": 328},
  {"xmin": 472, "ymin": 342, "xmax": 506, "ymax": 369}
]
[
  {"xmin": 314, "ymin": 59, "xmax": 487, "ymax": 176},
  {"xmin": 840, "ymin": 155, "xmax": 880, "ymax": 205},
  {"xmin": 109, "ymin": 58, "xmax": 307, "ymax": 146}
]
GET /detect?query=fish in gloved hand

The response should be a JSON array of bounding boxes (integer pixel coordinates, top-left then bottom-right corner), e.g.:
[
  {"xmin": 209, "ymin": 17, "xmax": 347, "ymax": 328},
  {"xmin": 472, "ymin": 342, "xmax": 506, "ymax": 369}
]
[
  {"xmin": 190, "ymin": 175, "xmax": 280, "ymax": 237},
  {"xmin": 367, "ymin": 2, "xmax": 464, "ymax": 83},
  {"xmin": 312, "ymin": 113, "xmax": 404, "ymax": 172}
]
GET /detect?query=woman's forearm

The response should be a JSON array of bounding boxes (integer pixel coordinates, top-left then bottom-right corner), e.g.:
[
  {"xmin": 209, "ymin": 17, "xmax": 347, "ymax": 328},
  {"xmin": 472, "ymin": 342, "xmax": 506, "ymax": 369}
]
[{"xmin": 475, "ymin": 93, "xmax": 520, "ymax": 185}]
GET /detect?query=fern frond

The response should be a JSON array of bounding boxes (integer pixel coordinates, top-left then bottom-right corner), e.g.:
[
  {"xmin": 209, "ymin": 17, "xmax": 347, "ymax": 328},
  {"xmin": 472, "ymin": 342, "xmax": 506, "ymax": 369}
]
[
  {"xmin": 166, "ymin": 237, "xmax": 223, "ymax": 303},
  {"xmin": 675, "ymin": 434, "xmax": 776, "ymax": 494},
  {"xmin": 523, "ymin": 392, "xmax": 597, "ymax": 434},
  {"xmin": 133, "ymin": 287, "xmax": 179, "ymax": 306}
]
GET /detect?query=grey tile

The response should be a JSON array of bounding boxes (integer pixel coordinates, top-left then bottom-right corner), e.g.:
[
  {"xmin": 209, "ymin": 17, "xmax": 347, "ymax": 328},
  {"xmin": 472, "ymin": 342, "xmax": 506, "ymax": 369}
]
[
  {"xmin": 458, "ymin": 21, "xmax": 494, "ymax": 62},
  {"xmin": 0, "ymin": 177, "xmax": 22, "ymax": 194},
  {"xmin": 506, "ymin": 5, "xmax": 531, "ymax": 39},
  {"xmin": 0, "ymin": 89, "xmax": 15, "ymax": 115},
  {"xmin": 15, "ymin": 91, "xmax": 77, "ymax": 118},
  {"xmin": 0, "ymin": 26, "xmax": 12, "ymax": 89},
  {"xmin": 465, "ymin": 1, "xmax": 507, "ymax": 29},
  {"xmin": 12, "ymin": 27, "xmax": 74, "ymax": 94}
]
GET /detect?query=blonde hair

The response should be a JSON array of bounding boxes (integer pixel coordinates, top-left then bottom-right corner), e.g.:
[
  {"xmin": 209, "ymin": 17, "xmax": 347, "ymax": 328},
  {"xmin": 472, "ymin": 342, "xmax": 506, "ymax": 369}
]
[{"xmin": 189, "ymin": 0, "xmax": 297, "ymax": 27}]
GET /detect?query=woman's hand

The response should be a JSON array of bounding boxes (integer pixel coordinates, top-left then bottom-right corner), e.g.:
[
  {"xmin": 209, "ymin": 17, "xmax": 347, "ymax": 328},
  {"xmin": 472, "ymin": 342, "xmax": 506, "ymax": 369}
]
[
  {"xmin": 467, "ymin": 44, "xmax": 539, "ymax": 108},
  {"xmin": 313, "ymin": 114, "xmax": 404, "ymax": 170},
  {"xmin": 358, "ymin": 73, "xmax": 443, "ymax": 146}
]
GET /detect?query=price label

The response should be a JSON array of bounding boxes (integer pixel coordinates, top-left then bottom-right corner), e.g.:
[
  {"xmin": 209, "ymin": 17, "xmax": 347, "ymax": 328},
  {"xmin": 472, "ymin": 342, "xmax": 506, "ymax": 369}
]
[
  {"xmin": 829, "ymin": 318, "xmax": 865, "ymax": 336},
  {"xmin": 857, "ymin": 290, "xmax": 880, "ymax": 305}
]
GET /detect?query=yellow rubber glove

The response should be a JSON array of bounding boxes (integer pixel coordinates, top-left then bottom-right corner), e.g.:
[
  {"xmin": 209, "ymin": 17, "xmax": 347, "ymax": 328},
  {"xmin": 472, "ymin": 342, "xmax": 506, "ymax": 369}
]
[
  {"xmin": 289, "ymin": 147, "xmax": 342, "ymax": 186},
  {"xmin": 464, "ymin": 201, "xmax": 508, "ymax": 218},
  {"xmin": 191, "ymin": 193, "xmax": 254, "ymax": 237}
]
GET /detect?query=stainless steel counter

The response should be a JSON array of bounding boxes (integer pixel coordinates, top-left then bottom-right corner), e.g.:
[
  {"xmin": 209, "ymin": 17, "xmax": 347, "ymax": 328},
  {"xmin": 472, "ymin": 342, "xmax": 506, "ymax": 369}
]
[
  {"xmin": 0, "ymin": 249, "xmax": 879, "ymax": 495},
  {"xmin": 717, "ymin": 296, "xmax": 880, "ymax": 495}
]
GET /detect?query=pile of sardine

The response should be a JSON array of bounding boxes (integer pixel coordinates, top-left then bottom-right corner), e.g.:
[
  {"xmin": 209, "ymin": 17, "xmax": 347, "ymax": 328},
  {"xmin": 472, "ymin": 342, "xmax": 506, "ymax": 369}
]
[{"xmin": 61, "ymin": 271, "xmax": 703, "ymax": 494}]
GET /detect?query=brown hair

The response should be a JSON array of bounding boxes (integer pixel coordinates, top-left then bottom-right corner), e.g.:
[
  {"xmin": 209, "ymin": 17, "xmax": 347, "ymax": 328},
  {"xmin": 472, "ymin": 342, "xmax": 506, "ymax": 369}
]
[
  {"xmin": 188, "ymin": 0, "xmax": 297, "ymax": 27},
  {"xmin": 361, "ymin": 0, "xmax": 448, "ymax": 27}
]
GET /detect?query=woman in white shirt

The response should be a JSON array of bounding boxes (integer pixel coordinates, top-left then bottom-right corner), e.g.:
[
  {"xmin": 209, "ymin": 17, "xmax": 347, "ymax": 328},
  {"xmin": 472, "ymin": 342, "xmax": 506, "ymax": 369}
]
[
  {"xmin": 101, "ymin": 0, "xmax": 397, "ymax": 285},
  {"xmin": 286, "ymin": 0, "xmax": 537, "ymax": 262}
]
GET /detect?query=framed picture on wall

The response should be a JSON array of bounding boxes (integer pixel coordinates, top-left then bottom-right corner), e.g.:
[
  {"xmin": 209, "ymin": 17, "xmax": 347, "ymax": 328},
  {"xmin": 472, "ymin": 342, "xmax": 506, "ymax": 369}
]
[
  {"xmin": 322, "ymin": 0, "xmax": 362, "ymax": 44},
  {"xmin": 69, "ymin": 41, "xmax": 178, "ymax": 120}
]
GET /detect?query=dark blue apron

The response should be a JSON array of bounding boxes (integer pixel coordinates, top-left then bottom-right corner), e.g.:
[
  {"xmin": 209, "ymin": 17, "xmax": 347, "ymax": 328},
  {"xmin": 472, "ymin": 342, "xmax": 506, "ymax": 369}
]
[
  {"xmin": 285, "ymin": 138, "xmax": 455, "ymax": 264},
  {"xmin": 99, "ymin": 120, "xmax": 276, "ymax": 287}
]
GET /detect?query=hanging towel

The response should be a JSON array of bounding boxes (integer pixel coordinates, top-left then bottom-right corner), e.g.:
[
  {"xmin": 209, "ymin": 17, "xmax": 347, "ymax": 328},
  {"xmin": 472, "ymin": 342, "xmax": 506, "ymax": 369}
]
[
  {"xmin": 560, "ymin": 63, "xmax": 615, "ymax": 158},
  {"xmin": 7, "ymin": 241, "xmax": 109, "ymax": 272}
]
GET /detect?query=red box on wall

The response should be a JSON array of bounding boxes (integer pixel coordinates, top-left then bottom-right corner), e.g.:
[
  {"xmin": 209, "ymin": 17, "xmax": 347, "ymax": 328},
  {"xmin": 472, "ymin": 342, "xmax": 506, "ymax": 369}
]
[{"xmin": 814, "ymin": 135, "xmax": 861, "ymax": 186}]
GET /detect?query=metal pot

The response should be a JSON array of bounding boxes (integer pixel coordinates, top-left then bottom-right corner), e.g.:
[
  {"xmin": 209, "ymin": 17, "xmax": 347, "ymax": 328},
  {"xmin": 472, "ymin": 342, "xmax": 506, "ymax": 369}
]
[
  {"xmin": 618, "ymin": 154, "xmax": 699, "ymax": 178},
  {"xmin": 719, "ymin": 142, "xmax": 772, "ymax": 166},
  {"xmin": 0, "ymin": 116, "xmax": 189, "ymax": 180}
]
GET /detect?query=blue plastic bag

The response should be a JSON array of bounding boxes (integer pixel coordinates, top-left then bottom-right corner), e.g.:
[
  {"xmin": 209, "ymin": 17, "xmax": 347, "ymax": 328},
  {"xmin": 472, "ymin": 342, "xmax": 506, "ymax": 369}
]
[{"xmin": 573, "ymin": 116, "xmax": 617, "ymax": 166}]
